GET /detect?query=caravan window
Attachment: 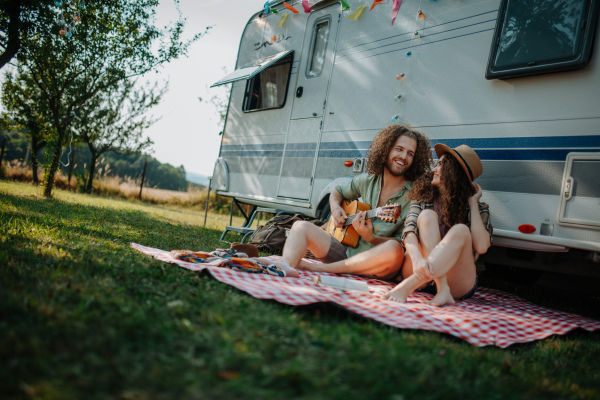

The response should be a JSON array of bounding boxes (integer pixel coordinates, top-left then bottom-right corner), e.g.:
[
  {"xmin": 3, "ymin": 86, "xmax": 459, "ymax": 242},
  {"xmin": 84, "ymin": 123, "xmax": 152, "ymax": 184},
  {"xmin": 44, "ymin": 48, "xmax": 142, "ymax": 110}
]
[
  {"xmin": 307, "ymin": 17, "xmax": 331, "ymax": 78},
  {"xmin": 486, "ymin": 0, "xmax": 599, "ymax": 79},
  {"xmin": 243, "ymin": 54, "xmax": 293, "ymax": 112}
]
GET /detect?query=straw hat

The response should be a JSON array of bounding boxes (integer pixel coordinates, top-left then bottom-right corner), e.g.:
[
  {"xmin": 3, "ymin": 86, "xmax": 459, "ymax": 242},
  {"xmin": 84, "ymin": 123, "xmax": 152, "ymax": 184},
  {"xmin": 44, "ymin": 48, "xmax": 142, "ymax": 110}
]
[{"xmin": 434, "ymin": 144, "xmax": 482, "ymax": 182}]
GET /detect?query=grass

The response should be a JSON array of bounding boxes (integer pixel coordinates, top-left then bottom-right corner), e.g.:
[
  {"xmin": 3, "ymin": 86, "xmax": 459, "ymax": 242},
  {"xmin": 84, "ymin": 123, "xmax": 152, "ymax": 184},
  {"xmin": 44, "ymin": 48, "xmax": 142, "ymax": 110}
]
[
  {"xmin": 1, "ymin": 159, "xmax": 235, "ymax": 212},
  {"xmin": 1, "ymin": 180, "xmax": 600, "ymax": 400}
]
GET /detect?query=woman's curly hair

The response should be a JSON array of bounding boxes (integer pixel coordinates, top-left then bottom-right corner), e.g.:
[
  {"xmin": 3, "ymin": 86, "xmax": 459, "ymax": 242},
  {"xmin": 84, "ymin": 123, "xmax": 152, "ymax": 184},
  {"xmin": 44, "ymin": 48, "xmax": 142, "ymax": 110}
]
[
  {"xmin": 407, "ymin": 155, "xmax": 475, "ymax": 228},
  {"xmin": 365, "ymin": 125, "xmax": 432, "ymax": 182}
]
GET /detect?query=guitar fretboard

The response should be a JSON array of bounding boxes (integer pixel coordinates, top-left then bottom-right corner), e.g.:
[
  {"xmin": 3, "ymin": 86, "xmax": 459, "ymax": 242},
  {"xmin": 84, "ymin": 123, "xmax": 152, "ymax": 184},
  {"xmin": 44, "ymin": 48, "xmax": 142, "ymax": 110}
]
[{"xmin": 343, "ymin": 208, "xmax": 379, "ymax": 227}]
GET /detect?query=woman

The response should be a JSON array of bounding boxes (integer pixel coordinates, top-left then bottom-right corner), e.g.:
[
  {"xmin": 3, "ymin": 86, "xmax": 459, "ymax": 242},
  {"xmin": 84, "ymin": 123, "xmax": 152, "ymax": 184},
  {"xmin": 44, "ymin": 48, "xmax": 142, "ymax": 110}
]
[{"xmin": 384, "ymin": 144, "xmax": 493, "ymax": 306}]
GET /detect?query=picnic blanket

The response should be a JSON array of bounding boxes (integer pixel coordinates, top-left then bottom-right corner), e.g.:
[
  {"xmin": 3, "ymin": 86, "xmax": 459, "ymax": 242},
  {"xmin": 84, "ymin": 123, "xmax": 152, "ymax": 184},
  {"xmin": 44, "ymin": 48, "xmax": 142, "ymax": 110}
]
[{"xmin": 131, "ymin": 243, "xmax": 600, "ymax": 348}]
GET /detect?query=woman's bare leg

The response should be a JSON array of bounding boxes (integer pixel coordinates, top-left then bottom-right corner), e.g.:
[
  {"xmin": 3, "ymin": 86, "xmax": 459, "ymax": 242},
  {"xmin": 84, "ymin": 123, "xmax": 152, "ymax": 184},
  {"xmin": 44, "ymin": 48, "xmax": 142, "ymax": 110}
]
[
  {"xmin": 297, "ymin": 240, "xmax": 404, "ymax": 280},
  {"xmin": 384, "ymin": 210, "xmax": 441, "ymax": 302},
  {"xmin": 427, "ymin": 224, "xmax": 476, "ymax": 305}
]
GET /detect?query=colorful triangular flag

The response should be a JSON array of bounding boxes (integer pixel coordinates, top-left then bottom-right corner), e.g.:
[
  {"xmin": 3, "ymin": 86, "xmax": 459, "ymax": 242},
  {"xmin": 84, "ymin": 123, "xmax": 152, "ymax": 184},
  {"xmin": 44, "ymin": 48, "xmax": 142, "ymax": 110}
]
[
  {"xmin": 346, "ymin": 4, "xmax": 366, "ymax": 20},
  {"xmin": 392, "ymin": 0, "xmax": 402, "ymax": 25},
  {"xmin": 370, "ymin": 0, "xmax": 385, "ymax": 11},
  {"xmin": 341, "ymin": 0, "xmax": 350, "ymax": 10},
  {"xmin": 283, "ymin": 1, "xmax": 299, "ymax": 13},
  {"xmin": 275, "ymin": 12, "xmax": 289, "ymax": 27},
  {"xmin": 302, "ymin": 0, "xmax": 312, "ymax": 13}
]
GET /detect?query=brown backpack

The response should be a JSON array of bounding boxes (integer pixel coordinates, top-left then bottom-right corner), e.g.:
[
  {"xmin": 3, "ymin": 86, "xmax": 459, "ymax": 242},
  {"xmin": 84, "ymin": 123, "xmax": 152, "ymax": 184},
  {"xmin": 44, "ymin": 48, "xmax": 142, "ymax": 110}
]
[{"xmin": 248, "ymin": 214, "xmax": 305, "ymax": 253}]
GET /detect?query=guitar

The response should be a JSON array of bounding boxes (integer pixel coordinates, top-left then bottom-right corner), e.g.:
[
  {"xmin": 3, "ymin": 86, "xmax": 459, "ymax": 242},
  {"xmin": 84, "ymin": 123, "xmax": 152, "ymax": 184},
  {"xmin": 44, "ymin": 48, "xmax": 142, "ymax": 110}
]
[{"xmin": 325, "ymin": 200, "xmax": 402, "ymax": 248}]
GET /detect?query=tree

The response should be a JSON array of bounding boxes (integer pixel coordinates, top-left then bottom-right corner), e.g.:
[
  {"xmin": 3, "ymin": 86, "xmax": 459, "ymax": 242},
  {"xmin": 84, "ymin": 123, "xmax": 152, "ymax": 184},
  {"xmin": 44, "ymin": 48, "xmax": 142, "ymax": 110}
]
[
  {"xmin": 1, "ymin": 67, "xmax": 52, "ymax": 184},
  {"xmin": 76, "ymin": 78, "xmax": 164, "ymax": 193},
  {"xmin": 0, "ymin": 0, "xmax": 51, "ymax": 69},
  {"xmin": 12, "ymin": 0, "xmax": 205, "ymax": 197}
]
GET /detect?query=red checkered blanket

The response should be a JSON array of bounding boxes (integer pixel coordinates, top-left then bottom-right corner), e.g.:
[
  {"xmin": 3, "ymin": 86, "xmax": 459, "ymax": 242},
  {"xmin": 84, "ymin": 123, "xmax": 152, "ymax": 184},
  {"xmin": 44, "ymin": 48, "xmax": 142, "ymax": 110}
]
[{"xmin": 131, "ymin": 243, "xmax": 600, "ymax": 347}]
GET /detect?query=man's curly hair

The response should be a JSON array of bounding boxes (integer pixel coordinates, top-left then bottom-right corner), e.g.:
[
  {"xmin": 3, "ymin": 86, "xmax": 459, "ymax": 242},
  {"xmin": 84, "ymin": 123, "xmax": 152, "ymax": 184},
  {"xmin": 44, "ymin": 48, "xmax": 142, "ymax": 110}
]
[
  {"xmin": 407, "ymin": 155, "xmax": 475, "ymax": 228},
  {"xmin": 365, "ymin": 125, "xmax": 433, "ymax": 182}
]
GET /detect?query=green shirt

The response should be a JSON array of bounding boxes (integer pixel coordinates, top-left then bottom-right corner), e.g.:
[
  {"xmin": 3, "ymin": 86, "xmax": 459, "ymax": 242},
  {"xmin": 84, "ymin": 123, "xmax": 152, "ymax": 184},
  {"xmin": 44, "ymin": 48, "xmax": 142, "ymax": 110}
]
[{"xmin": 335, "ymin": 174, "xmax": 413, "ymax": 258}]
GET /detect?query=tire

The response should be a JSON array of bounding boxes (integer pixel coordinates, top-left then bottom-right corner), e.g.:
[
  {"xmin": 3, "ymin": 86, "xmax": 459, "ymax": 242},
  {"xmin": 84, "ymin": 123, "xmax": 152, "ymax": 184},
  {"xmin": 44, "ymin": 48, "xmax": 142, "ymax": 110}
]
[{"xmin": 319, "ymin": 201, "xmax": 331, "ymax": 224}]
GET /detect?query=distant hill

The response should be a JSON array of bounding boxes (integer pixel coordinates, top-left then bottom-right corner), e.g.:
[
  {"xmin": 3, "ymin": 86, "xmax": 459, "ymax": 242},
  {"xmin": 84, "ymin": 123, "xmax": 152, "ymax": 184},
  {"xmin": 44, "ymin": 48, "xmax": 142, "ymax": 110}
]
[{"xmin": 186, "ymin": 172, "xmax": 210, "ymax": 187}]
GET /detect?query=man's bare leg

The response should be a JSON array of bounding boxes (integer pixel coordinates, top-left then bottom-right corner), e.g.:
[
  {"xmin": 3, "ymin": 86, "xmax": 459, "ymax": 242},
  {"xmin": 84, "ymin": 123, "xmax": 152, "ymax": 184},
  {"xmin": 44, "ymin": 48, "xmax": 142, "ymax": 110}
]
[
  {"xmin": 254, "ymin": 221, "xmax": 333, "ymax": 276},
  {"xmin": 297, "ymin": 240, "xmax": 404, "ymax": 279}
]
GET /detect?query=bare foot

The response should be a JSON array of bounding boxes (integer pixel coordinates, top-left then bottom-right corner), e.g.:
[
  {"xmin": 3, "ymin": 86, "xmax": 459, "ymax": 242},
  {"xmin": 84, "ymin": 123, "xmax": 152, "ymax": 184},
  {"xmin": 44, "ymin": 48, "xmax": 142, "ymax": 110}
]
[
  {"xmin": 428, "ymin": 287, "xmax": 455, "ymax": 307},
  {"xmin": 383, "ymin": 285, "xmax": 411, "ymax": 303},
  {"xmin": 259, "ymin": 259, "xmax": 299, "ymax": 278},
  {"xmin": 253, "ymin": 256, "xmax": 274, "ymax": 265}
]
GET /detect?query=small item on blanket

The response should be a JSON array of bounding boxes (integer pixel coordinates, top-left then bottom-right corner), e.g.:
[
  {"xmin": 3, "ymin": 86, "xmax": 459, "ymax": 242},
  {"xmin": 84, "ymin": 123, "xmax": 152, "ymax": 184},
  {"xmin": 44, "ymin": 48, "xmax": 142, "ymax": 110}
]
[
  {"xmin": 169, "ymin": 249, "xmax": 287, "ymax": 277},
  {"xmin": 230, "ymin": 242, "xmax": 259, "ymax": 258},
  {"xmin": 312, "ymin": 275, "xmax": 369, "ymax": 293}
]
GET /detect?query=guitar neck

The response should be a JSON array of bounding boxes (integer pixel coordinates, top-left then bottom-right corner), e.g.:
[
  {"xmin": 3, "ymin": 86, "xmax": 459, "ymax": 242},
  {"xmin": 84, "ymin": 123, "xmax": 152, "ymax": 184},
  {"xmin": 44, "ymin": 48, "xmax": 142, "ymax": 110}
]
[{"xmin": 344, "ymin": 208, "xmax": 379, "ymax": 227}]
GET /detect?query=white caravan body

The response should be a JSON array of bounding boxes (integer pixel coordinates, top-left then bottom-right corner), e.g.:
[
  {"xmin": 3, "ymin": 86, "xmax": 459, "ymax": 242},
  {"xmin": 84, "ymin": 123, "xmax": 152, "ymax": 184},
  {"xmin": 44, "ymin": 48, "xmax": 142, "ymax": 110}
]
[{"xmin": 211, "ymin": 0, "xmax": 600, "ymax": 276}]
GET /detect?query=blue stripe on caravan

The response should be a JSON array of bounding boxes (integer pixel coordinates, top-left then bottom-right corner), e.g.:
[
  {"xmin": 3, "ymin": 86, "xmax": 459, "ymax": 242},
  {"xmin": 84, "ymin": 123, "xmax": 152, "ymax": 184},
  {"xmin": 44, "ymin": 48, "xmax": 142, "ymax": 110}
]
[
  {"xmin": 430, "ymin": 136, "xmax": 600, "ymax": 148},
  {"xmin": 474, "ymin": 149, "xmax": 596, "ymax": 161},
  {"xmin": 220, "ymin": 136, "xmax": 600, "ymax": 160}
]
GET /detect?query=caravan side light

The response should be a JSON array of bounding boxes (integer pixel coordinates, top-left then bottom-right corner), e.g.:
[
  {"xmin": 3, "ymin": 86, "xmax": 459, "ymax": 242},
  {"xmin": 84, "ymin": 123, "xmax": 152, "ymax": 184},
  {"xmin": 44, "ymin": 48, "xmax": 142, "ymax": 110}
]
[
  {"xmin": 518, "ymin": 224, "xmax": 536, "ymax": 234},
  {"xmin": 344, "ymin": 161, "xmax": 354, "ymax": 167},
  {"xmin": 406, "ymin": 51, "xmax": 412, "ymax": 57}
]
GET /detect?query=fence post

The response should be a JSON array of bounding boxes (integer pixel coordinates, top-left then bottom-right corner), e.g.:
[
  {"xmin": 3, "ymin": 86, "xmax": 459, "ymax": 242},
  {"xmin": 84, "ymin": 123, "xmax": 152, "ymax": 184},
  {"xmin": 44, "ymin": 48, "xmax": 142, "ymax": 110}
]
[
  {"xmin": 67, "ymin": 148, "xmax": 76, "ymax": 186},
  {"xmin": 138, "ymin": 160, "xmax": 147, "ymax": 200}
]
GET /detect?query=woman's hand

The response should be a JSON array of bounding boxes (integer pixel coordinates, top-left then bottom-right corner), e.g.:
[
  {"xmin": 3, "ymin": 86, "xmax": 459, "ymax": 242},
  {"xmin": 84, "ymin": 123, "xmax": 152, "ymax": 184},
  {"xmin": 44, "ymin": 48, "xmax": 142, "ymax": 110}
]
[
  {"xmin": 412, "ymin": 254, "xmax": 433, "ymax": 281},
  {"xmin": 469, "ymin": 183, "xmax": 483, "ymax": 204},
  {"xmin": 352, "ymin": 211, "xmax": 374, "ymax": 242}
]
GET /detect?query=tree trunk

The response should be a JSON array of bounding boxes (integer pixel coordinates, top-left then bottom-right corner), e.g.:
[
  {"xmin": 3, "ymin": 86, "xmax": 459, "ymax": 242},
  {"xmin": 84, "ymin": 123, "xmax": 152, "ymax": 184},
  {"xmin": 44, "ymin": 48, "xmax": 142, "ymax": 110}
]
[
  {"xmin": 31, "ymin": 146, "xmax": 39, "ymax": 185},
  {"xmin": 86, "ymin": 153, "xmax": 98, "ymax": 194},
  {"xmin": 0, "ymin": 137, "xmax": 6, "ymax": 177},
  {"xmin": 68, "ymin": 148, "xmax": 76, "ymax": 187},
  {"xmin": 43, "ymin": 143, "xmax": 63, "ymax": 197}
]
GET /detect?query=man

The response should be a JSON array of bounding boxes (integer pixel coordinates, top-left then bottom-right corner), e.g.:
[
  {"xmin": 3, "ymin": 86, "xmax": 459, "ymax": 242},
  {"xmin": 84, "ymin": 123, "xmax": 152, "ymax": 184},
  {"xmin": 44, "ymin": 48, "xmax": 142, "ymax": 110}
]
[{"xmin": 258, "ymin": 125, "xmax": 432, "ymax": 279}]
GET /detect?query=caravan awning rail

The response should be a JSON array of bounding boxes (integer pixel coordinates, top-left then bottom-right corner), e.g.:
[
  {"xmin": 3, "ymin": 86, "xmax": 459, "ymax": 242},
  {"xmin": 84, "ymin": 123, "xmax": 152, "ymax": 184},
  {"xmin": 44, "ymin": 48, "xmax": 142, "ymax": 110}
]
[{"xmin": 210, "ymin": 50, "xmax": 294, "ymax": 88}]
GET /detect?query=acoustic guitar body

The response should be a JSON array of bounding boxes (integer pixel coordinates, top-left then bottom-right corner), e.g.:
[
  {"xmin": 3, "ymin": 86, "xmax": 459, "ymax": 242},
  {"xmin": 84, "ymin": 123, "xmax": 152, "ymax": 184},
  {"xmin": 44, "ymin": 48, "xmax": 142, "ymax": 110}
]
[{"xmin": 325, "ymin": 200, "xmax": 370, "ymax": 248}]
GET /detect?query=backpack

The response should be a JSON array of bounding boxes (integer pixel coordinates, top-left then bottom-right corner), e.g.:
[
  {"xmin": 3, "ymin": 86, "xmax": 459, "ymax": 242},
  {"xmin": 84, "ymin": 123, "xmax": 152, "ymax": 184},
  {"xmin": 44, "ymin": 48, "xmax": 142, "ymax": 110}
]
[{"xmin": 248, "ymin": 214, "xmax": 305, "ymax": 253}]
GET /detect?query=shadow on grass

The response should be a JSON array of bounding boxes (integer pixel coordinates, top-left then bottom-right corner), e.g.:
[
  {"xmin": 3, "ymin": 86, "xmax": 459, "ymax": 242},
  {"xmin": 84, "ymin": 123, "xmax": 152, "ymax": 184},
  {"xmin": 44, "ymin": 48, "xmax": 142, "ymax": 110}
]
[{"xmin": 2, "ymin": 188, "xmax": 600, "ymax": 400}]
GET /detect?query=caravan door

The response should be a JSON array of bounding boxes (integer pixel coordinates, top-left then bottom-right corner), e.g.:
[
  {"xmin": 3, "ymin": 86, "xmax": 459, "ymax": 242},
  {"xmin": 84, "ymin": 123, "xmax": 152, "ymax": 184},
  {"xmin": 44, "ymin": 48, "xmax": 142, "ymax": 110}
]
[{"xmin": 276, "ymin": 4, "xmax": 340, "ymax": 201}]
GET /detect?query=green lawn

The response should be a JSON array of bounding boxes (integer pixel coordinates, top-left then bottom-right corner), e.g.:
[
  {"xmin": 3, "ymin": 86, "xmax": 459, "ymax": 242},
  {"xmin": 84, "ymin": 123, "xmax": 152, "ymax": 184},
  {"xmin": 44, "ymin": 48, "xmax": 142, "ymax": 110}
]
[{"xmin": 1, "ymin": 180, "xmax": 600, "ymax": 400}]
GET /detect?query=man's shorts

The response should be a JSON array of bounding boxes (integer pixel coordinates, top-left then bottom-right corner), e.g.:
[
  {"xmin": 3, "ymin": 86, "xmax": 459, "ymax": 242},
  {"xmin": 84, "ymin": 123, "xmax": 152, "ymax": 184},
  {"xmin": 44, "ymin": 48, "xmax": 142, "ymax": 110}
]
[{"xmin": 318, "ymin": 235, "xmax": 348, "ymax": 264}]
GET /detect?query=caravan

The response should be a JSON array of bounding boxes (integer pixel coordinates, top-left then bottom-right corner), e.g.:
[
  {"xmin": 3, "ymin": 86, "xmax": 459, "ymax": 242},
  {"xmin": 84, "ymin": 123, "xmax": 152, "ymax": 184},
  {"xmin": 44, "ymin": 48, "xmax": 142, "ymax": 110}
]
[{"xmin": 210, "ymin": 0, "xmax": 600, "ymax": 276}]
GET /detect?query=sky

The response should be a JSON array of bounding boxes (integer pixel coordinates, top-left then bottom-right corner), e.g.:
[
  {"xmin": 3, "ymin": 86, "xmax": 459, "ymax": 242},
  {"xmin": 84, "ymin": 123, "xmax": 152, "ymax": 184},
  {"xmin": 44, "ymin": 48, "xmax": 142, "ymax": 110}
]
[{"xmin": 148, "ymin": 0, "xmax": 265, "ymax": 177}]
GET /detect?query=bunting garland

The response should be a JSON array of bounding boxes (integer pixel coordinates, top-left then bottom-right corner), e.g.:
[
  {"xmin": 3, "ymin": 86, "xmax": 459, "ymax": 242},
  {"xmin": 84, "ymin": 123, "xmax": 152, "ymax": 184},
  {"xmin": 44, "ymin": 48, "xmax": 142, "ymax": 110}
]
[{"xmin": 341, "ymin": 0, "xmax": 350, "ymax": 10}]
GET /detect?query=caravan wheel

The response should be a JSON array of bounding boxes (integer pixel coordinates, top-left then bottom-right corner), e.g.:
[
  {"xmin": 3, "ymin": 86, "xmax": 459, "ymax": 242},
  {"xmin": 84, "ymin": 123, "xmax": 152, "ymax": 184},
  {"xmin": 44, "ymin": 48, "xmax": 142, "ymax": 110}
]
[{"xmin": 319, "ymin": 202, "xmax": 331, "ymax": 224}]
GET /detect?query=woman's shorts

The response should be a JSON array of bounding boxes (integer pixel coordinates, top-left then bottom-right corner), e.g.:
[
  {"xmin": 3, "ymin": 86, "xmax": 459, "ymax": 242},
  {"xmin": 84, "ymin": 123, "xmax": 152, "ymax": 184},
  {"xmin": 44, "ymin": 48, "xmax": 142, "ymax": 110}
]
[{"xmin": 417, "ymin": 274, "xmax": 478, "ymax": 301}]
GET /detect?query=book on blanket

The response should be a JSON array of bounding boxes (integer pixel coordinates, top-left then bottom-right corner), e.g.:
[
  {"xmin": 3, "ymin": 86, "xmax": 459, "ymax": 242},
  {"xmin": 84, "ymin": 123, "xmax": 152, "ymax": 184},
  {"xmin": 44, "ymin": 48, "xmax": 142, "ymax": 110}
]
[{"xmin": 311, "ymin": 275, "xmax": 369, "ymax": 293}]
